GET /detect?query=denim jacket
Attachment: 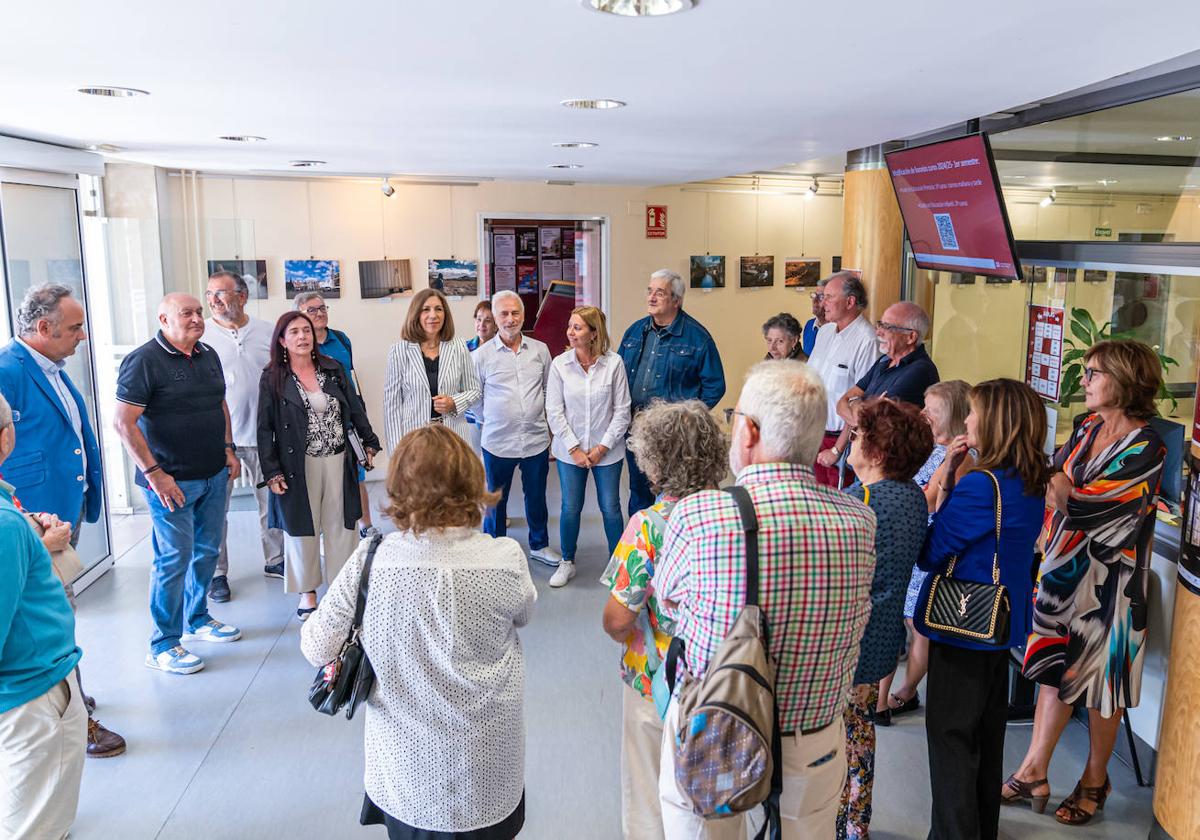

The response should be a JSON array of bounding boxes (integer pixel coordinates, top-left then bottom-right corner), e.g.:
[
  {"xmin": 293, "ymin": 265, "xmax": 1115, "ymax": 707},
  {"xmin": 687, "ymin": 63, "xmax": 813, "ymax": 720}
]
[{"xmin": 617, "ymin": 310, "xmax": 726, "ymax": 410}]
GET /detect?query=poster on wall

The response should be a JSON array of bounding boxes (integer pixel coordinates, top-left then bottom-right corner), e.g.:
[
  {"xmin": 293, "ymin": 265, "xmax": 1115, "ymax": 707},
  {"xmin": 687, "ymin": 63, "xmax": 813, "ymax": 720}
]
[
  {"xmin": 1025, "ymin": 305, "xmax": 1064, "ymax": 401},
  {"xmin": 739, "ymin": 256, "xmax": 774, "ymax": 288},
  {"xmin": 541, "ymin": 259, "xmax": 562, "ymax": 285},
  {"xmin": 517, "ymin": 263, "xmax": 538, "ymax": 294},
  {"xmin": 285, "ymin": 259, "xmax": 340, "ymax": 299},
  {"xmin": 358, "ymin": 259, "xmax": 412, "ymax": 298},
  {"xmin": 562, "ymin": 260, "xmax": 577, "ymax": 284},
  {"xmin": 494, "ymin": 264, "xmax": 517, "ymax": 292},
  {"xmin": 208, "ymin": 259, "xmax": 268, "ymax": 299},
  {"xmin": 493, "ymin": 233, "xmax": 516, "ymax": 265},
  {"xmin": 517, "ymin": 229, "xmax": 538, "ymax": 258},
  {"xmin": 427, "ymin": 259, "xmax": 478, "ymax": 297},
  {"xmin": 539, "ymin": 227, "xmax": 561, "ymax": 258},
  {"xmin": 784, "ymin": 258, "xmax": 820, "ymax": 288},
  {"xmin": 690, "ymin": 255, "xmax": 725, "ymax": 289}
]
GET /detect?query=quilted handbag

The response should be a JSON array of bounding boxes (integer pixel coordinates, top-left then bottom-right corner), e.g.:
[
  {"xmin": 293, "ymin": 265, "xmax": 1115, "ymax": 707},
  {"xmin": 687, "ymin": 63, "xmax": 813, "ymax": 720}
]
[{"xmin": 921, "ymin": 470, "xmax": 1011, "ymax": 647}]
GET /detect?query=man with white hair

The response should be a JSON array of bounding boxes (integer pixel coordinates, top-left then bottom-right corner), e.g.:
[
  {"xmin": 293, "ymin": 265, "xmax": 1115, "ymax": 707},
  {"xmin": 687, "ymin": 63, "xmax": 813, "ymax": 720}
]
[
  {"xmin": 473, "ymin": 290, "xmax": 562, "ymax": 566},
  {"xmin": 827, "ymin": 300, "xmax": 940, "ymax": 466},
  {"xmin": 617, "ymin": 268, "xmax": 725, "ymax": 517},
  {"xmin": 653, "ymin": 360, "xmax": 876, "ymax": 839}
]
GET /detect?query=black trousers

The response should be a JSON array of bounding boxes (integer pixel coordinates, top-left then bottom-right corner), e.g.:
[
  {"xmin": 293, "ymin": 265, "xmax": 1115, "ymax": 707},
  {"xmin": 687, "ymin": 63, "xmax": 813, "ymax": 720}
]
[{"xmin": 925, "ymin": 640, "xmax": 1010, "ymax": 840}]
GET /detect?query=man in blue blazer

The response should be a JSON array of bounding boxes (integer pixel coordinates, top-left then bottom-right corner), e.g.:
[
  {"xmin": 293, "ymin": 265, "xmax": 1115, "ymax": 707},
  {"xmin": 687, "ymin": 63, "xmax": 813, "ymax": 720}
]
[{"xmin": 0, "ymin": 283, "xmax": 124, "ymax": 758}]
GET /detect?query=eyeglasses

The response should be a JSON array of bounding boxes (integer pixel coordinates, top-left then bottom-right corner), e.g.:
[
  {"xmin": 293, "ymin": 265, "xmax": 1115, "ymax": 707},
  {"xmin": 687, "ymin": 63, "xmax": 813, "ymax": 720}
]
[
  {"xmin": 849, "ymin": 428, "xmax": 861, "ymax": 442},
  {"xmin": 204, "ymin": 289, "xmax": 239, "ymax": 300},
  {"xmin": 1083, "ymin": 366, "xmax": 1107, "ymax": 383},
  {"xmin": 724, "ymin": 407, "xmax": 757, "ymax": 426},
  {"xmin": 809, "ymin": 292, "xmax": 824, "ymax": 301},
  {"xmin": 875, "ymin": 320, "xmax": 916, "ymax": 334},
  {"xmin": 301, "ymin": 305, "xmax": 329, "ymax": 316},
  {"xmin": 646, "ymin": 288, "xmax": 670, "ymax": 300}
]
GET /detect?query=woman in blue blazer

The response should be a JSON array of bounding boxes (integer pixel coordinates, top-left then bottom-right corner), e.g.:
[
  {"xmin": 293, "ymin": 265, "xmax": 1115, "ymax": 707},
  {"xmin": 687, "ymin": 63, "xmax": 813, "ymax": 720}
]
[{"xmin": 915, "ymin": 378, "xmax": 1049, "ymax": 840}]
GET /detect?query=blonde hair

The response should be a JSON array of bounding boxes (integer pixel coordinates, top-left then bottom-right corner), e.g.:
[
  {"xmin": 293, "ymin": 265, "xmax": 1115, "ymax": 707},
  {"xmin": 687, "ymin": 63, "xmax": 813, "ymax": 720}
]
[
  {"xmin": 925, "ymin": 380, "xmax": 971, "ymax": 438},
  {"xmin": 969, "ymin": 379, "xmax": 1051, "ymax": 495},
  {"xmin": 571, "ymin": 305, "xmax": 610, "ymax": 355}
]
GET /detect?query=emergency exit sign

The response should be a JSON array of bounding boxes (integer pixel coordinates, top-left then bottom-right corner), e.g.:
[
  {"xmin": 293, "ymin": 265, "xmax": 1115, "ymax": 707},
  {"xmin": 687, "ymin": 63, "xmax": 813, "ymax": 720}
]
[
  {"xmin": 1094, "ymin": 226, "xmax": 1113, "ymax": 237},
  {"xmin": 646, "ymin": 205, "xmax": 668, "ymax": 239}
]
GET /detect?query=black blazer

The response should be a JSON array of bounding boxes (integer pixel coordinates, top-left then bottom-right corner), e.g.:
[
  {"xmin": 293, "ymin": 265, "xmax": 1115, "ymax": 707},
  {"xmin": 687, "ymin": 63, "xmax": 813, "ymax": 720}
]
[{"xmin": 257, "ymin": 358, "xmax": 380, "ymax": 536}]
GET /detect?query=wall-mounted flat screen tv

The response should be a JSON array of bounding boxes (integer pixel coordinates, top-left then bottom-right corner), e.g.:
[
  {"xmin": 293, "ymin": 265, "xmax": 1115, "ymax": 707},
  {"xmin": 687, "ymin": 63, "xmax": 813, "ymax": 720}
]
[{"xmin": 885, "ymin": 133, "xmax": 1022, "ymax": 280}]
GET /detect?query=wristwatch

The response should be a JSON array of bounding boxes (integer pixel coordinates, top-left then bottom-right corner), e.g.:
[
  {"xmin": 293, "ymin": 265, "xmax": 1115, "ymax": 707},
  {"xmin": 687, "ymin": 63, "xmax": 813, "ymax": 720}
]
[{"xmin": 224, "ymin": 442, "xmax": 238, "ymax": 454}]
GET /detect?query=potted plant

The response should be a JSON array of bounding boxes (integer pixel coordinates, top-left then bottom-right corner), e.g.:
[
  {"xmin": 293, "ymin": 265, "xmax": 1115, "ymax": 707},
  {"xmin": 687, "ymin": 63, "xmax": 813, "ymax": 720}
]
[{"xmin": 1059, "ymin": 307, "xmax": 1179, "ymax": 413}]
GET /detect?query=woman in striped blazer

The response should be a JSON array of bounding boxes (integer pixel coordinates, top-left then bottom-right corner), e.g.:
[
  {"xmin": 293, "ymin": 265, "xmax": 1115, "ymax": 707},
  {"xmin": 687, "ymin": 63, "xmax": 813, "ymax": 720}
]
[{"xmin": 382, "ymin": 289, "xmax": 481, "ymax": 452}]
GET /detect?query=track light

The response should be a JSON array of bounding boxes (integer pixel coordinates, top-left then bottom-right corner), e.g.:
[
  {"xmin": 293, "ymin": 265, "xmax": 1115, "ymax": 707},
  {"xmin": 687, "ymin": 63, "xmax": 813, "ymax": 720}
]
[
  {"xmin": 806, "ymin": 179, "xmax": 819, "ymax": 200},
  {"xmin": 381, "ymin": 178, "xmax": 395, "ymax": 197},
  {"xmin": 1039, "ymin": 189, "xmax": 1056, "ymax": 208}
]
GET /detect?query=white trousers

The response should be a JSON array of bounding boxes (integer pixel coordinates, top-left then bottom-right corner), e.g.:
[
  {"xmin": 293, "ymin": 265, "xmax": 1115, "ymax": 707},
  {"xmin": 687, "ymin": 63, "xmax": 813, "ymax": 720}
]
[
  {"xmin": 658, "ymin": 699, "xmax": 847, "ymax": 840},
  {"xmin": 0, "ymin": 678, "xmax": 86, "ymax": 840},
  {"xmin": 622, "ymin": 683, "xmax": 666, "ymax": 840},
  {"xmin": 218, "ymin": 446, "xmax": 285, "ymax": 575},
  {"xmin": 284, "ymin": 453, "xmax": 359, "ymax": 594}
]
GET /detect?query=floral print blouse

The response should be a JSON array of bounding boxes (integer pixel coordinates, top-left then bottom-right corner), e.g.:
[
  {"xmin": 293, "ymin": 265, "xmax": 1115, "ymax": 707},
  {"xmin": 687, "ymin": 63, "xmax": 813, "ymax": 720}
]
[{"xmin": 293, "ymin": 370, "xmax": 345, "ymax": 457}]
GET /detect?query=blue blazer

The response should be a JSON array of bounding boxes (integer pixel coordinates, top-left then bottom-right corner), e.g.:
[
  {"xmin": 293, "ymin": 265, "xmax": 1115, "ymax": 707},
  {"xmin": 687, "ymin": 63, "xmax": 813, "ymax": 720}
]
[
  {"xmin": 915, "ymin": 467, "xmax": 1044, "ymax": 650},
  {"xmin": 0, "ymin": 341, "xmax": 103, "ymax": 524}
]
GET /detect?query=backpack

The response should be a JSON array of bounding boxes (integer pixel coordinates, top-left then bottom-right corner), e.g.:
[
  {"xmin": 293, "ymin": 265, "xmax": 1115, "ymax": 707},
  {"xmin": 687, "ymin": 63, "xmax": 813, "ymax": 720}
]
[{"xmin": 664, "ymin": 485, "xmax": 782, "ymax": 840}]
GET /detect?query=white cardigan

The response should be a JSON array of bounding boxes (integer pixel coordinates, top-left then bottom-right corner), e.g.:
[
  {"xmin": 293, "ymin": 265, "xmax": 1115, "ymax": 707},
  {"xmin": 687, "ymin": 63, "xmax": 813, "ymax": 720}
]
[
  {"xmin": 301, "ymin": 529, "xmax": 536, "ymax": 831},
  {"xmin": 382, "ymin": 339, "xmax": 480, "ymax": 452}
]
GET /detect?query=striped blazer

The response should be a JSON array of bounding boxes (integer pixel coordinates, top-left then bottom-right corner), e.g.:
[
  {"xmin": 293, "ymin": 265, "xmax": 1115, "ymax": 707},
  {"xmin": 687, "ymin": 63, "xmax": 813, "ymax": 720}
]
[{"xmin": 382, "ymin": 339, "xmax": 481, "ymax": 452}]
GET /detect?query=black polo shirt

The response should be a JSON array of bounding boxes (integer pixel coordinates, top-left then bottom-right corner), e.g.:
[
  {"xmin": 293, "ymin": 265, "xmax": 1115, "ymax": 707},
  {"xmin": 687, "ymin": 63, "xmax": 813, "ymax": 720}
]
[
  {"xmin": 116, "ymin": 331, "xmax": 227, "ymax": 487},
  {"xmin": 855, "ymin": 344, "xmax": 940, "ymax": 407}
]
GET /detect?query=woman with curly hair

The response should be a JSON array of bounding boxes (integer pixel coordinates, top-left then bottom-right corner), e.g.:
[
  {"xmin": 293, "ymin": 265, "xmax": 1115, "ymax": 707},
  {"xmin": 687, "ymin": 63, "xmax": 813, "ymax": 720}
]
[
  {"xmin": 762, "ymin": 312, "xmax": 806, "ymax": 360},
  {"xmin": 301, "ymin": 424, "xmax": 535, "ymax": 839},
  {"xmin": 836, "ymin": 398, "xmax": 934, "ymax": 839},
  {"xmin": 599, "ymin": 399, "xmax": 728, "ymax": 840}
]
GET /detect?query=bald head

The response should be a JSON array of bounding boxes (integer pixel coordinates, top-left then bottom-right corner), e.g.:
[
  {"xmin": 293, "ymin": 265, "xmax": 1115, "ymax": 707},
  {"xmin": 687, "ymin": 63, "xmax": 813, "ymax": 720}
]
[
  {"xmin": 158, "ymin": 293, "xmax": 206, "ymax": 349},
  {"xmin": 885, "ymin": 301, "xmax": 930, "ymax": 340},
  {"xmin": 876, "ymin": 301, "xmax": 929, "ymax": 362}
]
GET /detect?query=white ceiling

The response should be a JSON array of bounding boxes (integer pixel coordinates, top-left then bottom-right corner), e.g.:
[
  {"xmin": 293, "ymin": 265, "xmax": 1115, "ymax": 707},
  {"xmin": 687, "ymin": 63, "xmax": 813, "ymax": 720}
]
[{"xmin": 2, "ymin": 1, "xmax": 1199, "ymax": 185}]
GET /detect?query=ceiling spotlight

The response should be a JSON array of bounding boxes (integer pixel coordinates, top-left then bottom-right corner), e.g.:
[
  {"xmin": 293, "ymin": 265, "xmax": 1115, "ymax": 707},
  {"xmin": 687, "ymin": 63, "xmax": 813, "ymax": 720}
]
[
  {"xmin": 85, "ymin": 143, "xmax": 124, "ymax": 153},
  {"xmin": 78, "ymin": 86, "xmax": 149, "ymax": 98},
  {"xmin": 806, "ymin": 179, "xmax": 819, "ymax": 200},
  {"xmin": 583, "ymin": 0, "xmax": 695, "ymax": 16},
  {"xmin": 289, "ymin": 160, "xmax": 326, "ymax": 167},
  {"xmin": 553, "ymin": 141, "xmax": 599, "ymax": 149},
  {"xmin": 1155, "ymin": 135, "xmax": 1194, "ymax": 142},
  {"xmin": 1039, "ymin": 189, "xmax": 1057, "ymax": 208},
  {"xmin": 561, "ymin": 98, "xmax": 626, "ymax": 110},
  {"xmin": 548, "ymin": 163, "xmax": 584, "ymax": 169},
  {"xmin": 381, "ymin": 178, "xmax": 395, "ymax": 197},
  {"xmin": 1096, "ymin": 179, "xmax": 1119, "ymax": 186},
  {"xmin": 219, "ymin": 135, "xmax": 266, "ymax": 143}
]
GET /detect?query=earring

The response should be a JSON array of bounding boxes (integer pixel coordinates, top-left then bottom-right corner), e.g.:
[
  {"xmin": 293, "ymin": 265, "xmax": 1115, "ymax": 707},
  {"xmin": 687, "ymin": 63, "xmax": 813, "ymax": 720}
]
[{"xmin": 283, "ymin": 347, "xmax": 289, "ymax": 363}]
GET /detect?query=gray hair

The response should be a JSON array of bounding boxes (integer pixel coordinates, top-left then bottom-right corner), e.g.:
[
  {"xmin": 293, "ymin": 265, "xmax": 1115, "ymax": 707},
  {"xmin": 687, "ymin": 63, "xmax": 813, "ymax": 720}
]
[
  {"xmin": 890, "ymin": 301, "xmax": 931, "ymax": 340},
  {"xmin": 491, "ymin": 289, "xmax": 524, "ymax": 312},
  {"xmin": 824, "ymin": 271, "xmax": 867, "ymax": 311},
  {"xmin": 738, "ymin": 360, "xmax": 827, "ymax": 464},
  {"xmin": 0, "ymin": 392, "xmax": 10, "ymax": 431},
  {"xmin": 16, "ymin": 284, "xmax": 74, "ymax": 336},
  {"xmin": 293, "ymin": 291, "xmax": 326, "ymax": 310},
  {"xmin": 627, "ymin": 399, "xmax": 728, "ymax": 498},
  {"xmin": 208, "ymin": 269, "xmax": 248, "ymax": 296},
  {"xmin": 651, "ymin": 269, "xmax": 686, "ymax": 303}
]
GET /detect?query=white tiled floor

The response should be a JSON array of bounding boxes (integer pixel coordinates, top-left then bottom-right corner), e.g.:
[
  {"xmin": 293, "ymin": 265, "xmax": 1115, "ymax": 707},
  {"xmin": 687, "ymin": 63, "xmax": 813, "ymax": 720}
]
[{"xmin": 71, "ymin": 476, "xmax": 1154, "ymax": 839}]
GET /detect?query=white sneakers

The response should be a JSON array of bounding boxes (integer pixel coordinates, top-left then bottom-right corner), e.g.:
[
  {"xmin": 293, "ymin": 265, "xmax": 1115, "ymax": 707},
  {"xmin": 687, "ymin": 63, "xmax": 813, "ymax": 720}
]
[
  {"xmin": 144, "ymin": 646, "xmax": 205, "ymax": 675},
  {"xmin": 548, "ymin": 560, "xmax": 576, "ymax": 588},
  {"xmin": 181, "ymin": 619, "xmax": 242, "ymax": 643},
  {"xmin": 529, "ymin": 546, "xmax": 564, "ymax": 567}
]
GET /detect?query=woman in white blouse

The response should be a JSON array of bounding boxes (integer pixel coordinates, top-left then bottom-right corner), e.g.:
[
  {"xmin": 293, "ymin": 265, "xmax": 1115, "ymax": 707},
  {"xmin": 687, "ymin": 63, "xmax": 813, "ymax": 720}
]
[
  {"xmin": 545, "ymin": 305, "xmax": 632, "ymax": 588},
  {"xmin": 382, "ymin": 288, "xmax": 481, "ymax": 453},
  {"xmin": 301, "ymin": 424, "xmax": 535, "ymax": 840}
]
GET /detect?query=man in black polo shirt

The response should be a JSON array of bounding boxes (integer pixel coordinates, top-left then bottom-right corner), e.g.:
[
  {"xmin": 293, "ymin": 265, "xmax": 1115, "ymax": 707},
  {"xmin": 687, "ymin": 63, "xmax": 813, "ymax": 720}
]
[
  {"xmin": 114, "ymin": 293, "xmax": 243, "ymax": 676},
  {"xmin": 830, "ymin": 301, "xmax": 940, "ymax": 457}
]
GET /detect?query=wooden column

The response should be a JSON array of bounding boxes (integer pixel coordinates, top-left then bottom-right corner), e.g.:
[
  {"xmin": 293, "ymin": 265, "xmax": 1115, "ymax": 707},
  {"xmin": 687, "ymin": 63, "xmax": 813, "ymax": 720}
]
[
  {"xmin": 1153, "ymin": 584, "xmax": 1200, "ymax": 838},
  {"xmin": 841, "ymin": 162, "xmax": 904, "ymax": 323}
]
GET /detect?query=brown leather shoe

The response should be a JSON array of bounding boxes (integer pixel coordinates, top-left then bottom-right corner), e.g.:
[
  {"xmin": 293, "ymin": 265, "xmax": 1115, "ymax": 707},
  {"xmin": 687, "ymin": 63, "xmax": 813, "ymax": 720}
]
[{"xmin": 86, "ymin": 718, "xmax": 127, "ymax": 758}]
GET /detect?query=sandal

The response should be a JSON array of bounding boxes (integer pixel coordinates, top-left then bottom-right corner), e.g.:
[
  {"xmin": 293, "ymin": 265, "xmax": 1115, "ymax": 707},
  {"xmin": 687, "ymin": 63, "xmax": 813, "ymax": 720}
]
[
  {"xmin": 1001, "ymin": 774, "xmax": 1050, "ymax": 814},
  {"xmin": 888, "ymin": 691, "xmax": 921, "ymax": 717},
  {"xmin": 1055, "ymin": 776, "xmax": 1110, "ymax": 826}
]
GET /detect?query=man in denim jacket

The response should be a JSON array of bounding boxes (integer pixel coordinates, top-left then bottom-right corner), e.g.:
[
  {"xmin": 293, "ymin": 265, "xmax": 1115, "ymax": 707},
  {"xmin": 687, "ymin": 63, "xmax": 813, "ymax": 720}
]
[{"xmin": 617, "ymin": 269, "xmax": 725, "ymax": 516}]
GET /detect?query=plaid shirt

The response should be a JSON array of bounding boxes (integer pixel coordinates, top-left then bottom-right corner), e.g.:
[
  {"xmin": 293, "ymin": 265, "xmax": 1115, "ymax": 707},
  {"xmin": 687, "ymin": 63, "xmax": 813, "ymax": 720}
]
[{"xmin": 654, "ymin": 462, "xmax": 876, "ymax": 732}]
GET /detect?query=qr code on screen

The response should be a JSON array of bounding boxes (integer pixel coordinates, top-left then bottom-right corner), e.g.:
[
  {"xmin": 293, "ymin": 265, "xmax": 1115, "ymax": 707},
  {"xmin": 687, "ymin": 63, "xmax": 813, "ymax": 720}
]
[{"xmin": 933, "ymin": 213, "xmax": 960, "ymax": 251}]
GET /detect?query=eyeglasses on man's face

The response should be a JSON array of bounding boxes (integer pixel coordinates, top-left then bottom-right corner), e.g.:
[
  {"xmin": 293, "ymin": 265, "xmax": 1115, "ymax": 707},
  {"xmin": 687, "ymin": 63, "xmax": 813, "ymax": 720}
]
[
  {"xmin": 723, "ymin": 407, "xmax": 757, "ymax": 426},
  {"xmin": 302, "ymin": 305, "xmax": 329, "ymax": 316},
  {"xmin": 646, "ymin": 287, "xmax": 671, "ymax": 301},
  {"xmin": 204, "ymin": 289, "xmax": 240, "ymax": 301},
  {"xmin": 809, "ymin": 292, "xmax": 825, "ymax": 301},
  {"xmin": 875, "ymin": 320, "xmax": 916, "ymax": 334}
]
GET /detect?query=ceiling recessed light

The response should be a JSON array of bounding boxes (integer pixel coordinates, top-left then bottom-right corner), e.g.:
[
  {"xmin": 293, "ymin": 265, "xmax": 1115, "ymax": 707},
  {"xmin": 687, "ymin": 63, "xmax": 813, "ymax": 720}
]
[
  {"xmin": 1182, "ymin": 184, "xmax": 1200, "ymax": 190},
  {"xmin": 1155, "ymin": 135, "xmax": 1194, "ymax": 142},
  {"xmin": 78, "ymin": 86, "xmax": 149, "ymax": 98},
  {"xmin": 85, "ymin": 143, "xmax": 124, "ymax": 153},
  {"xmin": 552, "ymin": 141, "xmax": 600, "ymax": 149},
  {"xmin": 289, "ymin": 160, "xmax": 326, "ymax": 167},
  {"xmin": 1097, "ymin": 179, "xmax": 1119, "ymax": 186},
  {"xmin": 1004, "ymin": 175, "xmax": 1027, "ymax": 179},
  {"xmin": 219, "ymin": 135, "xmax": 266, "ymax": 143},
  {"xmin": 548, "ymin": 163, "xmax": 584, "ymax": 169},
  {"xmin": 583, "ymin": 0, "xmax": 695, "ymax": 15},
  {"xmin": 561, "ymin": 98, "xmax": 626, "ymax": 110}
]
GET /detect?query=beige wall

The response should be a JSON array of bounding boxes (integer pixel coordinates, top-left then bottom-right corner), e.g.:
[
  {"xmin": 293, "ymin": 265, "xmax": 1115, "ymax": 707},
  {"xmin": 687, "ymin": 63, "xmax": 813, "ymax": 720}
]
[{"xmin": 143, "ymin": 173, "xmax": 843, "ymax": 439}]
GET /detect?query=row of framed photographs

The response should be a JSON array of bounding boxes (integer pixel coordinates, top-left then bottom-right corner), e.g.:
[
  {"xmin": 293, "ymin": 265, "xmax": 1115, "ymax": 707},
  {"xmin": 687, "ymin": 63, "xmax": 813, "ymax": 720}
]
[
  {"xmin": 206, "ymin": 258, "xmax": 480, "ymax": 300},
  {"xmin": 688, "ymin": 256, "xmax": 825, "ymax": 290}
]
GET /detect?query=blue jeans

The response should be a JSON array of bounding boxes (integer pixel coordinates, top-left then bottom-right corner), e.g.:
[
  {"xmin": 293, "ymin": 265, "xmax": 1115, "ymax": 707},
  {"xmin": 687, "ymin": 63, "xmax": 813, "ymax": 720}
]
[
  {"xmin": 625, "ymin": 446, "xmax": 655, "ymax": 519},
  {"xmin": 556, "ymin": 460, "xmax": 624, "ymax": 562},
  {"xmin": 482, "ymin": 448, "xmax": 549, "ymax": 550},
  {"xmin": 143, "ymin": 469, "xmax": 228, "ymax": 655}
]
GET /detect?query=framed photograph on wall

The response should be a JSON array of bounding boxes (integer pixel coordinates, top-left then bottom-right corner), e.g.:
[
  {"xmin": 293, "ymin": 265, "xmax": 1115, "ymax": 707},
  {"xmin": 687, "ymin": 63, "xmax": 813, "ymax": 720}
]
[
  {"xmin": 284, "ymin": 259, "xmax": 340, "ymax": 299},
  {"xmin": 690, "ymin": 255, "xmax": 725, "ymax": 289},
  {"xmin": 208, "ymin": 259, "xmax": 268, "ymax": 299},
  {"xmin": 427, "ymin": 259, "xmax": 479, "ymax": 297},
  {"xmin": 359, "ymin": 259, "xmax": 412, "ymax": 298},
  {"xmin": 739, "ymin": 256, "xmax": 774, "ymax": 288},
  {"xmin": 784, "ymin": 258, "xmax": 821, "ymax": 288}
]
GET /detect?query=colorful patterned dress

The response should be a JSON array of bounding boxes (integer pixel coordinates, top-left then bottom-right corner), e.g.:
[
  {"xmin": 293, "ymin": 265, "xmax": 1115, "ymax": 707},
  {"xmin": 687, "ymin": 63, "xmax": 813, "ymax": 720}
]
[{"xmin": 1022, "ymin": 413, "xmax": 1165, "ymax": 716}]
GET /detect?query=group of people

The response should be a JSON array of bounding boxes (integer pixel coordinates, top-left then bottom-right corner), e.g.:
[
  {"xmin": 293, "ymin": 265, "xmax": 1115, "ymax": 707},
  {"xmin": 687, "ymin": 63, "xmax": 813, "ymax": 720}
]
[{"xmin": 0, "ymin": 264, "xmax": 1169, "ymax": 840}]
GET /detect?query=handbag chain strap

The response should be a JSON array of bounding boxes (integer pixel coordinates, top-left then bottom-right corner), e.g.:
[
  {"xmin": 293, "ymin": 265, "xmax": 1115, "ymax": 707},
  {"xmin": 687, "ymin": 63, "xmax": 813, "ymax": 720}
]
[{"xmin": 943, "ymin": 470, "xmax": 1003, "ymax": 586}]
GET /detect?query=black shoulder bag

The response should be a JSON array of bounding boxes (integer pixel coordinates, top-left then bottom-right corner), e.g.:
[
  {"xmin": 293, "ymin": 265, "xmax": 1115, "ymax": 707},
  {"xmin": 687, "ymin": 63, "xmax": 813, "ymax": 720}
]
[
  {"xmin": 308, "ymin": 532, "xmax": 382, "ymax": 719},
  {"xmin": 921, "ymin": 470, "xmax": 1011, "ymax": 646}
]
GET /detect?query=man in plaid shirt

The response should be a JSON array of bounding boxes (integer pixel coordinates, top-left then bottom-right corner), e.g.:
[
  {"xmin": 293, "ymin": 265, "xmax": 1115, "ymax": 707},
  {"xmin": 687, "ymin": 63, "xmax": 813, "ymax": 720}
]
[{"xmin": 654, "ymin": 359, "xmax": 876, "ymax": 840}]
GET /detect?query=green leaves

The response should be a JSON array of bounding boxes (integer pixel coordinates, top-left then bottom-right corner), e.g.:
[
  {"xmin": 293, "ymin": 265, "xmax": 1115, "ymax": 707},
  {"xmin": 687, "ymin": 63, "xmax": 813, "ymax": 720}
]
[{"xmin": 1057, "ymin": 306, "xmax": 1179, "ymax": 414}]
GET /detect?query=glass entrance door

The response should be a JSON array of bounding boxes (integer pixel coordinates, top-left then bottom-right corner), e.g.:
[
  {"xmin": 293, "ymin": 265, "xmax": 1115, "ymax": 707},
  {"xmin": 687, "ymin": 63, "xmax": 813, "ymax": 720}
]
[{"xmin": 0, "ymin": 176, "xmax": 112, "ymax": 577}]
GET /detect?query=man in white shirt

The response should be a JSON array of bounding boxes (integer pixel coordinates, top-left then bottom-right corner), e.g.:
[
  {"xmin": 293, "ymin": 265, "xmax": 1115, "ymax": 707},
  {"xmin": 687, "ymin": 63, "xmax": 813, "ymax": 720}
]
[
  {"xmin": 807, "ymin": 271, "xmax": 878, "ymax": 487},
  {"xmin": 473, "ymin": 290, "xmax": 562, "ymax": 567},
  {"xmin": 203, "ymin": 270, "xmax": 281, "ymax": 601}
]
